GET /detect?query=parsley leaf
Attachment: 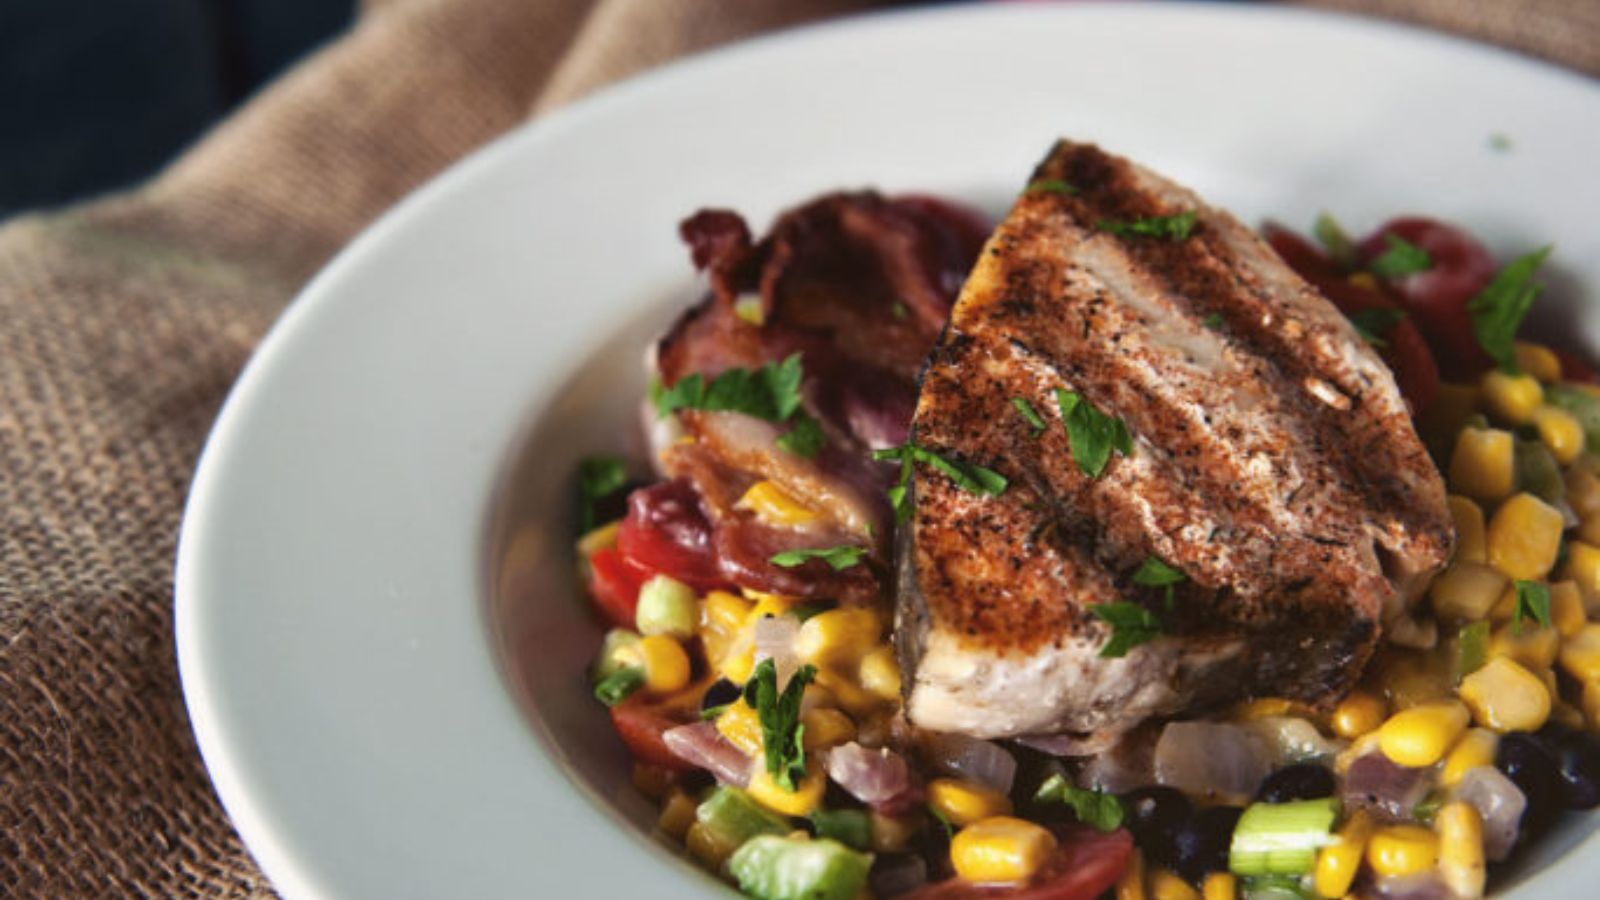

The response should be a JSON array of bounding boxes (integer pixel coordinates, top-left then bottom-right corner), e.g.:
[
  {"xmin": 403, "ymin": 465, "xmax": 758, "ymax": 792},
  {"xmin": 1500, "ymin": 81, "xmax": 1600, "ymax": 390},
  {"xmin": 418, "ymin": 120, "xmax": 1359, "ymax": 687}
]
[
  {"xmin": 776, "ymin": 412, "xmax": 826, "ymax": 458},
  {"xmin": 1457, "ymin": 620, "xmax": 1490, "ymax": 679},
  {"xmin": 743, "ymin": 659, "xmax": 818, "ymax": 792},
  {"xmin": 1202, "ymin": 312, "xmax": 1226, "ymax": 331},
  {"xmin": 653, "ymin": 353, "xmax": 827, "ymax": 457},
  {"xmin": 1096, "ymin": 210, "xmax": 1197, "ymax": 241},
  {"xmin": 577, "ymin": 455, "xmax": 629, "ymax": 531},
  {"xmin": 1368, "ymin": 233, "xmax": 1433, "ymax": 278},
  {"xmin": 1012, "ymin": 397, "xmax": 1047, "ymax": 437},
  {"xmin": 1132, "ymin": 556, "xmax": 1186, "ymax": 612},
  {"xmin": 1347, "ymin": 308, "xmax": 1408, "ymax": 349},
  {"xmin": 1313, "ymin": 212, "xmax": 1357, "ymax": 269},
  {"xmin": 928, "ymin": 806, "xmax": 955, "ymax": 840},
  {"xmin": 1091, "ymin": 602, "xmax": 1162, "ymax": 658},
  {"xmin": 1468, "ymin": 247, "xmax": 1553, "ymax": 374},
  {"xmin": 1513, "ymin": 580, "xmax": 1552, "ymax": 633},
  {"xmin": 1034, "ymin": 774, "xmax": 1125, "ymax": 832},
  {"xmin": 769, "ymin": 545, "xmax": 868, "ymax": 572},
  {"xmin": 1026, "ymin": 179, "xmax": 1079, "ymax": 196},
  {"xmin": 1055, "ymin": 389, "xmax": 1133, "ymax": 478},
  {"xmin": 874, "ymin": 441, "xmax": 1009, "ymax": 522}
]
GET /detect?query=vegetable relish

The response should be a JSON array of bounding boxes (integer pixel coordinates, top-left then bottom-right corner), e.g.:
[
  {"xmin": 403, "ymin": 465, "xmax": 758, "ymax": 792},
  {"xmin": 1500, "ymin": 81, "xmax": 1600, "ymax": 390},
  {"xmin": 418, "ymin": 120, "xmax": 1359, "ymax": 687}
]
[{"xmin": 572, "ymin": 203, "xmax": 1600, "ymax": 900}]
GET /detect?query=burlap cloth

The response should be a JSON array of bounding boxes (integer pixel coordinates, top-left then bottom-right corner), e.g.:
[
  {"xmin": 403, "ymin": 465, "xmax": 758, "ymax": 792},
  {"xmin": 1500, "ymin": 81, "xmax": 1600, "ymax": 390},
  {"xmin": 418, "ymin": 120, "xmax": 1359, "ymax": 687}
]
[{"xmin": 0, "ymin": 0, "xmax": 1594, "ymax": 896}]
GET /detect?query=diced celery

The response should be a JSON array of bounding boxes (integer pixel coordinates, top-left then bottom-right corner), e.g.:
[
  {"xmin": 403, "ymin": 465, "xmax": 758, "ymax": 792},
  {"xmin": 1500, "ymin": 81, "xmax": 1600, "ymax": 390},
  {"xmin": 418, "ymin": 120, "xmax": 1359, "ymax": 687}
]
[
  {"xmin": 1229, "ymin": 798, "xmax": 1338, "ymax": 877},
  {"xmin": 727, "ymin": 834, "xmax": 873, "ymax": 900},
  {"xmin": 696, "ymin": 786, "xmax": 787, "ymax": 850},
  {"xmin": 1240, "ymin": 874, "xmax": 1314, "ymax": 900},
  {"xmin": 809, "ymin": 809, "xmax": 872, "ymax": 851},
  {"xmin": 636, "ymin": 574, "xmax": 697, "ymax": 638},
  {"xmin": 1546, "ymin": 385, "xmax": 1600, "ymax": 451},
  {"xmin": 1514, "ymin": 438, "xmax": 1564, "ymax": 503},
  {"xmin": 592, "ymin": 628, "xmax": 641, "ymax": 680}
]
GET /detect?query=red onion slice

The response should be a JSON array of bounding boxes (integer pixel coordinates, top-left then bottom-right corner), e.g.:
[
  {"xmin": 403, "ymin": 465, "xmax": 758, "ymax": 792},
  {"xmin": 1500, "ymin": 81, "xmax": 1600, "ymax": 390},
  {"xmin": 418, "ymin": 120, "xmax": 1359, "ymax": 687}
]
[
  {"xmin": 663, "ymin": 722, "xmax": 753, "ymax": 788},
  {"xmin": 921, "ymin": 731, "xmax": 1017, "ymax": 795},
  {"xmin": 1453, "ymin": 765, "xmax": 1526, "ymax": 861},
  {"xmin": 826, "ymin": 741, "xmax": 912, "ymax": 805}
]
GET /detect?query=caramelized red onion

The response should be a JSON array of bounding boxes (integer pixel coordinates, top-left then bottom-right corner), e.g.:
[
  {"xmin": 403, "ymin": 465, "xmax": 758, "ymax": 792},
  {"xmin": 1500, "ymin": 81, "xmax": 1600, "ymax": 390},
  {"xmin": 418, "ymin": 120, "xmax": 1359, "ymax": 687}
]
[
  {"xmin": 662, "ymin": 722, "xmax": 752, "ymax": 788},
  {"xmin": 1341, "ymin": 752, "xmax": 1430, "ymax": 821},
  {"xmin": 920, "ymin": 731, "xmax": 1017, "ymax": 796},
  {"xmin": 1453, "ymin": 765, "xmax": 1526, "ymax": 861},
  {"xmin": 825, "ymin": 742, "xmax": 912, "ymax": 806}
]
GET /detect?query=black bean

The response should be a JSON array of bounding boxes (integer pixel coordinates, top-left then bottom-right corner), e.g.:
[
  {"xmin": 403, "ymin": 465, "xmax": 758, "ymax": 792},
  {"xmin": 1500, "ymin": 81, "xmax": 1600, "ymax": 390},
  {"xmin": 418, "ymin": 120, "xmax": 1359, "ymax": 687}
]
[
  {"xmin": 1122, "ymin": 786, "xmax": 1192, "ymax": 868},
  {"xmin": 1551, "ymin": 729, "xmax": 1600, "ymax": 810},
  {"xmin": 700, "ymin": 678, "xmax": 741, "ymax": 714},
  {"xmin": 1171, "ymin": 805, "xmax": 1242, "ymax": 883},
  {"xmin": 1255, "ymin": 763, "xmax": 1337, "ymax": 804},
  {"xmin": 1495, "ymin": 732, "xmax": 1561, "ymax": 840}
]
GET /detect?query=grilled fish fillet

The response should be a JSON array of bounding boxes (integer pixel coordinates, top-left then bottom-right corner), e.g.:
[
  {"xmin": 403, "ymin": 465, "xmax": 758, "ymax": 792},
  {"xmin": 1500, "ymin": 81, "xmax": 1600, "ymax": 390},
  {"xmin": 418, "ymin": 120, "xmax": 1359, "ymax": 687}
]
[{"xmin": 896, "ymin": 141, "xmax": 1453, "ymax": 739}]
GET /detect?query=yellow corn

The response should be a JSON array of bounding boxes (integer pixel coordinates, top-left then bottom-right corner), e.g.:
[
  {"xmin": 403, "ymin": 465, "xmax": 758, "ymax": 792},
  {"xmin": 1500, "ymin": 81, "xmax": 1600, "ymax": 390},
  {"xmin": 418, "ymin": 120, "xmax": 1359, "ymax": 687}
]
[
  {"xmin": 1231, "ymin": 697, "xmax": 1306, "ymax": 720},
  {"xmin": 737, "ymin": 480, "xmax": 819, "ymax": 527},
  {"xmin": 1570, "ymin": 465, "xmax": 1600, "ymax": 519},
  {"xmin": 870, "ymin": 812, "xmax": 918, "ymax": 853},
  {"xmin": 1150, "ymin": 868, "xmax": 1200, "ymax": 900},
  {"xmin": 928, "ymin": 777, "xmax": 1014, "ymax": 827},
  {"xmin": 1551, "ymin": 581, "xmax": 1588, "ymax": 637},
  {"xmin": 950, "ymin": 816, "xmax": 1058, "ymax": 884},
  {"xmin": 1449, "ymin": 427, "xmax": 1516, "ymax": 501},
  {"xmin": 1366, "ymin": 824, "xmax": 1440, "ymax": 878},
  {"xmin": 1580, "ymin": 515, "xmax": 1600, "ymax": 547},
  {"xmin": 800, "ymin": 707, "xmax": 856, "ymax": 751},
  {"xmin": 1334, "ymin": 731, "xmax": 1382, "ymax": 775},
  {"xmin": 1583, "ymin": 678, "xmax": 1600, "ymax": 729},
  {"xmin": 1118, "ymin": 848, "xmax": 1147, "ymax": 900},
  {"xmin": 1330, "ymin": 690, "xmax": 1387, "ymax": 739},
  {"xmin": 1481, "ymin": 370, "xmax": 1544, "ymax": 425},
  {"xmin": 657, "ymin": 790, "xmax": 698, "ymax": 840},
  {"xmin": 1376, "ymin": 700, "xmax": 1469, "ymax": 767},
  {"xmin": 796, "ymin": 607, "xmax": 881, "ymax": 668},
  {"xmin": 1430, "ymin": 562, "xmax": 1509, "ymax": 622},
  {"xmin": 1202, "ymin": 873, "xmax": 1236, "ymax": 900},
  {"xmin": 1514, "ymin": 342, "xmax": 1563, "ymax": 383},
  {"xmin": 702, "ymin": 590, "xmax": 754, "ymax": 682},
  {"xmin": 715, "ymin": 701, "xmax": 764, "ymax": 757},
  {"xmin": 1533, "ymin": 406, "xmax": 1586, "ymax": 463},
  {"xmin": 1448, "ymin": 496, "xmax": 1488, "ymax": 565},
  {"xmin": 637, "ymin": 634, "xmax": 691, "ymax": 694},
  {"xmin": 1487, "ymin": 492, "xmax": 1564, "ymax": 581},
  {"xmin": 1436, "ymin": 802, "xmax": 1487, "ymax": 899},
  {"xmin": 686, "ymin": 821, "xmax": 738, "ymax": 869},
  {"xmin": 1563, "ymin": 541, "xmax": 1600, "ymax": 603},
  {"xmin": 745, "ymin": 591, "xmax": 800, "ymax": 621},
  {"xmin": 1314, "ymin": 809, "xmax": 1374, "ymax": 898},
  {"xmin": 719, "ymin": 647, "xmax": 755, "ymax": 686},
  {"xmin": 1459, "ymin": 656, "xmax": 1551, "ymax": 733},
  {"xmin": 1489, "ymin": 622, "xmax": 1561, "ymax": 671},
  {"xmin": 1489, "ymin": 583, "xmax": 1521, "ymax": 625},
  {"xmin": 576, "ymin": 520, "xmax": 621, "ymax": 557},
  {"xmin": 1441, "ymin": 728, "xmax": 1499, "ymax": 788},
  {"xmin": 746, "ymin": 760, "xmax": 826, "ymax": 817},
  {"xmin": 702, "ymin": 590, "xmax": 752, "ymax": 635},
  {"xmin": 1559, "ymin": 623, "xmax": 1600, "ymax": 684},
  {"xmin": 858, "ymin": 645, "xmax": 903, "ymax": 702},
  {"xmin": 1552, "ymin": 699, "xmax": 1586, "ymax": 731},
  {"xmin": 813, "ymin": 667, "xmax": 882, "ymax": 718}
]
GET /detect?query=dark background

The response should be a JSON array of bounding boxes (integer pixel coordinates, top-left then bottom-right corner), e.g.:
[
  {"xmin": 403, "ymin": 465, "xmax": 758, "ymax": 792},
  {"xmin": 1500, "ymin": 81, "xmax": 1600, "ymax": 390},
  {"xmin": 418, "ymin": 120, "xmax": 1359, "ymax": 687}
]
[{"xmin": 0, "ymin": 0, "xmax": 355, "ymax": 218}]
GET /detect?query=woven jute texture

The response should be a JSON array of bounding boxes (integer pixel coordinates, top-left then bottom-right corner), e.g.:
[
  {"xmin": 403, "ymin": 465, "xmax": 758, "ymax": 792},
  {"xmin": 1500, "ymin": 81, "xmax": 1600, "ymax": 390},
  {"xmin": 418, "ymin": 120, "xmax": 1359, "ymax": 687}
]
[{"xmin": 0, "ymin": 0, "xmax": 1593, "ymax": 896}]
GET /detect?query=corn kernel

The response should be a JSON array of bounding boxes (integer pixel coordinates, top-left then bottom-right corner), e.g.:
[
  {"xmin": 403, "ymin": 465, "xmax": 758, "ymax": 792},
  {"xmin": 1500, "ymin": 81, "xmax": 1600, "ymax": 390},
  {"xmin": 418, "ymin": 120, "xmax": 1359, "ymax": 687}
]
[
  {"xmin": 744, "ymin": 591, "xmax": 800, "ymax": 621},
  {"xmin": 1430, "ymin": 562, "xmax": 1509, "ymax": 622},
  {"xmin": 716, "ymin": 702, "xmax": 764, "ymax": 757},
  {"xmin": 1118, "ymin": 848, "xmax": 1146, "ymax": 900},
  {"xmin": 1488, "ymin": 621, "xmax": 1561, "ymax": 671},
  {"xmin": 1487, "ymin": 492, "xmax": 1565, "ymax": 581},
  {"xmin": 1449, "ymin": 427, "xmax": 1516, "ymax": 501},
  {"xmin": 1580, "ymin": 515, "xmax": 1600, "ymax": 548},
  {"xmin": 657, "ymin": 790, "xmax": 698, "ymax": 840},
  {"xmin": 1314, "ymin": 809, "xmax": 1374, "ymax": 898},
  {"xmin": 686, "ymin": 821, "xmax": 738, "ymax": 869},
  {"xmin": 1448, "ymin": 496, "xmax": 1488, "ymax": 565},
  {"xmin": 1459, "ymin": 656, "xmax": 1551, "ymax": 733},
  {"xmin": 1334, "ymin": 731, "xmax": 1382, "ymax": 775},
  {"xmin": 1436, "ymin": 802, "xmax": 1487, "ymax": 899},
  {"xmin": 796, "ymin": 607, "xmax": 881, "ymax": 668},
  {"xmin": 1551, "ymin": 699, "xmax": 1586, "ymax": 731},
  {"xmin": 1231, "ymin": 697, "xmax": 1304, "ymax": 720},
  {"xmin": 859, "ymin": 645, "xmax": 903, "ymax": 702},
  {"xmin": 1563, "ymin": 542, "xmax": 1600, "ymax": 603},
  {"xmin": 1559, "ymin": 623, "xmax": 1600, "ymax": 684},
  {"xmin": 1366, "ymin": 824, "xmax": 1440, "ymax": 878},
  {"xmin": 1441, "ymin": 728, "xmax": 1499, "ymax": 787},
  {"xmin": 813, "ymin": 667, "xmax": 882, "ymax": 718},
  {"xmin": 1202, "ymin": 872, "xmax": 1236, "ymax": 900},
  {"xmin": 719, "ymin": 646, "xmax": 755, "ymax": 685},
  {"xmin": 702, "ymin": 590, "xmax": 752, "ymax": 636},
  {"xmin": 1331, "ymin": 690, "xmax": 1387, "ymax": 739},
  {"xmin": 1533, "ymin": 406, "xmax": 1586, "ymax": 463},
  {"xmin": 1514, "ymin": 342, "xmax": 1563, "ymax": 383},
  {"xmin": 928, "ymin": 777, "xmax": 1013, "ymax": 827},
  {"xmin": 951, "ymin": 816, "xmax": 1058, "ymax": 884},
  {"xmin": 1376, "ymin": 700, "xmax": 1469, "ymax": 766},
  {"xmin": 1583, "ymin": 678, "xmax": 1600, "ymax": 729},
  {"xmin": 738, "ymin": 480, "xmax": 820, "ymax": 527},
  {"xmin": 1571, "ymin": 465, "xmax": 1600, "ymax": 519},
  {"xmin": 702, "ymin": 590, "xmax": 753, "ymax": 679},
  {"xmin": 637, "ymin": 634, "xmax": 691, "ymax": 695},
  {"xmin": 870, "ymin": 812, "xmax": 918, "ymax": 853},
  {"xmin": 576, "ymin": 520, "xmax": 621, "ymax": 557},
  {"xmin": 746, "ymin": 761, "xmax": 826, "ymax": 817},
  {"xmin": 1551, "ymin": 581, "xmax": 1588, "ymax": 637},
  {"xmin": 1150, "ymin": 868, "xmax": 1200, "ymax": 900},
  {"xmin": 800, "ymin": 707, "xmax": 856, "ymax": 751},
  {"xmin": 1481, "ymin": 370, "xmax": 1544, "ymax": 425}
]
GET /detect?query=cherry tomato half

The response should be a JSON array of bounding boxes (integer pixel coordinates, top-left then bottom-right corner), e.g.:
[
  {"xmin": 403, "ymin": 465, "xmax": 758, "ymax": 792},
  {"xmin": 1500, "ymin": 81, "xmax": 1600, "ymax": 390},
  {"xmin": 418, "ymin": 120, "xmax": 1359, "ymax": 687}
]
[
  {"xmin": 903, "ymin": 826, "xmax": 1133, "ymax": 900},
  {"xmin": 608, "ymin": 694, "xmax": 699, "ymax": 773},
  {"xmin": 587, "ymin": 546, "xmax": 651, "ymax": 628},
  {"xmin": 615, "ymin": 479, "xmax": 727, "ymax": 592}
]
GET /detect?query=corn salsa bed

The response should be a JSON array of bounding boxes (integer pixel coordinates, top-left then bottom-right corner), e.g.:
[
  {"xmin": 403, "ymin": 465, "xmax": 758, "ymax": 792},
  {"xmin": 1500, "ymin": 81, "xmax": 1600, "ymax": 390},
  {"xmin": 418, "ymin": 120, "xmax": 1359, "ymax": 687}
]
[{"xmin": 567, "ymin": 188, "xmax": 1600, "ymax": 900}]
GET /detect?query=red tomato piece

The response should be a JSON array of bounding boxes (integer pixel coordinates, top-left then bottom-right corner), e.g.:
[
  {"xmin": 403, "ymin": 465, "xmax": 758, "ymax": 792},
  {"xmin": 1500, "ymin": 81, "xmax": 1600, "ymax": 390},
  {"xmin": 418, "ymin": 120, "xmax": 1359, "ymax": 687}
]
[
  {"xmin": 1556, "ymin": 348, "xmax": 1599, "ymax": 384},
  {"xmin": 616, "ymin": 479, "xmax": 727, "ymax": 592},
  {"xmin": 587, "ymin": 546, "xmax": 650, "ymax": 628},
  {"xmin": 1356, "ymin": 217, "xmax": 1498, "ymax": 378},
  {"xmin": 608, "ymin": 696, "xmax": 698, "ymax": 773},
  {"xmin": 902, "ymin": 826, "xmax": 1133, "ymax": 900}
]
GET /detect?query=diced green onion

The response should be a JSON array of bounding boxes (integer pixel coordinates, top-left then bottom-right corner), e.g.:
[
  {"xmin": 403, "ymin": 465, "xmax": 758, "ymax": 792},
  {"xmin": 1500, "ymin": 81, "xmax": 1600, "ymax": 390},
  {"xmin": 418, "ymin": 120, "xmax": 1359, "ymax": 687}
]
[
  {"xmin": 591, "ymin": 628, "xmax": 641, "ymax": 680},
  {"xmin": 1457, "ymin": 621, "xmax": 1490, "ymax": 680},
  {"xmin": 593, "ymin": 666, "xmax": 645, "ymax": 706},
  {"xmin": 810, "ymin": 809, "xmax": 873, "ymax": 851},
  {"xmin": 1240, "ymin": 874, "xmax": 1315, "ymax": 900},
  {"xmin": 1228, "ymin": 798, "xmax": 1339, "ymax": 877},
  {"xmin": 727, "ymin": 834, "xmax": 873, "ymax": 900},
  {"xmin": 635, "ymin": 574, "xmax": 697, "ymax": 638},
  {"xmin": 697, "ymin": 786, "xmax": 788, "ymax": 847}
]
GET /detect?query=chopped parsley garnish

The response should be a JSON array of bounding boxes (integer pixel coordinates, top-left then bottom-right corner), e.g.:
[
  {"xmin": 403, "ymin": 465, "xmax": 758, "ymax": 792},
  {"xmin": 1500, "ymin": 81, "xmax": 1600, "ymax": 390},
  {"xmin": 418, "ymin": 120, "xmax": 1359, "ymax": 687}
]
[
  {"xmin": 1012, "ymin": 397, "xmax": 1047, "ymax": 437},
  {"xmin": 1026, "ymin": 179, "xmax": 1079, "ymax": 196},
  {"xmin": 874, "ymin": 440, "xmax": 1009, "ymax": 523},
  {"xmin": 652, "ymin": 353, "xmax": 827, "ymax": 457},
  {"xmin": 1055, "ymin": 389, "xmax": 1133, "ymax": 478},
  {"xmin": 577, "ymin": 455, "xmax": 629, "ymax": 531},
  {"xmin": 769, "ymin": 545, "xmax": 868, "ymax": 572},
  {"xmin": 744, "ymin": 659, "xmax": 818, "ymax": 792},
  {"xmin": 1096, "ymin": 210, "xmax": 1197, "ymax": 241},
  {"xmin": 593, "ymin": 667, "xmax": 645, "ymax": 707},
  {"xmin": 1132, "ymin": 555, "xmax": 1186, "ymax": 612},
  {"xmin": 1369, "ymin": 233, "xmax": 1433, "ymax": 278},
  {"xmin": 1313, "ymin": 212, "xmax": 1356, "ymax": 268},
  {"xmin": 1513, "ymin": 580, "xmax": 1552, "ymax": 632},
  {"xmin": 928, "ymin": 805, "xmax": 955, "ymax": 840},
  {"xmin": 1347, "ymin": 308, "xmax": 1408, "ymax": 349},
  {"xmin": 1457, "ymin": 620, "xmax": 1490, "ymax": 679},
  {"xmin": 1202, "ymin": 312, "xmax": 1226, "ymax": 331},
  {"xmin": 1034, "ymin": 774, "xmax": 1125, "ymax": 832},
  {"xmin": 1468, "ymin": 246, "xmax": 1554, "ymax": 374},
  {"xmin": 776, "ymin": 412, "xmax": 826, "ymax": 458},
  {"xmin": 1091, "ymin": 602, "xmax": 1162, "ymax": 658}
]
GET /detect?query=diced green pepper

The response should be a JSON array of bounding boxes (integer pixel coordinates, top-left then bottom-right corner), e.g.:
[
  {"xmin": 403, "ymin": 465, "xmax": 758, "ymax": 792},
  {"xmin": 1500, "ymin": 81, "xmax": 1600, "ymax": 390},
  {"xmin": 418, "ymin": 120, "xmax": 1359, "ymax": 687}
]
[
  {"xmin": 728, "ymin": 834, "xmax": 873, "ymax": 900},
  {"xmin": 809, "ymin": 809, "xmax": 872, "ymax": 851},
  {"xmin": 1514, "ymin": 438, "xmax": 1564, "ymax": 503},
  {"xmin": 696, "ymin": 786, "xmax": 787, "ymax": 850}
]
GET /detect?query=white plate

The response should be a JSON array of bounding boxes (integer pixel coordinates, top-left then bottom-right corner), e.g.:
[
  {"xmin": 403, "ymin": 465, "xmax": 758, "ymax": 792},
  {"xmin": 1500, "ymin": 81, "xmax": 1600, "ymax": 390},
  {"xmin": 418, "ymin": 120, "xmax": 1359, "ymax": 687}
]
[{"xmin": 176, "ymin": 3, "xmax": 1600, "ymax": 898}]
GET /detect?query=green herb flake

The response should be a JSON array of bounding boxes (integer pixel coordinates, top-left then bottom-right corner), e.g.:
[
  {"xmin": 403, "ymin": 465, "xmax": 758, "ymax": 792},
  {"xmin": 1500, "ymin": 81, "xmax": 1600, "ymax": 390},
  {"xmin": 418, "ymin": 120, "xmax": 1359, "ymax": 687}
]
[
  {"xmin": 577, "ymin": 455, "xmax": 630, "ymax": 531},
  {"xmin": 699, "ymin": 703, "xmax": 732, "ymax": 721},
  {"xmin": 1368, "ymin": 233, "xmax": 1433, "ymax": 278},
  {"xmin": 1468, "ymin": 246, "xmax": 1553, "ymax": 374},
  {"xmin": 593, "ymin": 667, "xmax": 645, "ymax": 707},
  {"xmin": 1026, "ymin": 179, "xmax": 1079, "ymax": 196},
  {"xmin": 1457, "ymin": 620, "xmax": 1490, "ymax": 679},
  {"xmin": 1313, "ymin": 212, "xmax": 1357, "ymax": 268},
  {"xmin": 1132, "ymin": 555, "xmax": 1186, "ymax": 612},
  {"xmin": 776, "ymin": 412, "xmax": 827, "ymax": 458},
  {"xmin": 1347, "ymin": 308, "xmax": 1408, "ymax": 349},
  {"xmin": 743, "ymin": 659, "xmax": 818, "ymax": 792},
  {"xmin": 1055, "ymin": 389, "xmax": 1134, "ymax": 478},
  {"xmin": 652, "ymin": 353, "xmax": 806, "ymax": 422},
  {"xmin": 1513, "ymin": 580, "xmax": 1552, "ymax": 633},
  {"xmin": 1202, "ymin": 312, "xmax": 1227, "ymax": 331},
  {"xmin": 928, "ymin": 805, "xmax": 955, "ymax": 840},
  {"xmin": 1091, "ymin": 602, "xmax": 1162, "ymax": 658},
  {"xmin": 1096, "ymin": 210, "xmax": 1198, "ymax": 242},
  {"xmin": 1012, "ymin": 397, "xmax": 1047, "ymax": 437},
  {"xmin": 874, "ymin": 441, "xmax": 1009, "ymax": 522},
  {"xmin": 1034, "ymin": 774, "xmax": 1125, "ymax": 832},
  {"xmin": 769, "ymin": 545, "xmax": 868, "ymax": 572}
]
